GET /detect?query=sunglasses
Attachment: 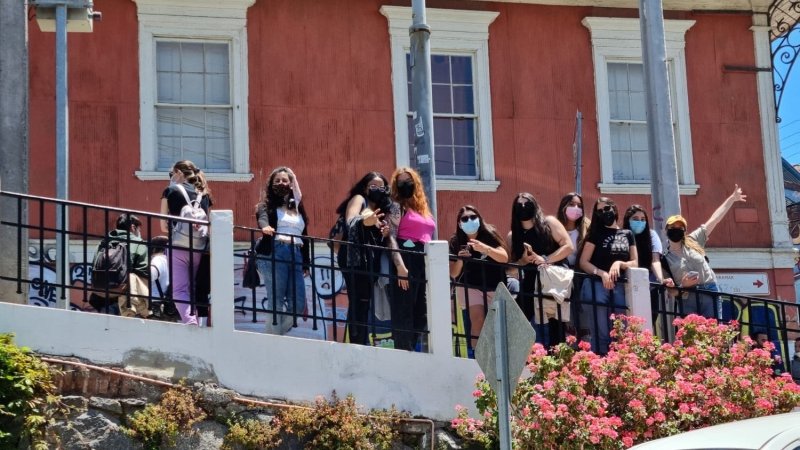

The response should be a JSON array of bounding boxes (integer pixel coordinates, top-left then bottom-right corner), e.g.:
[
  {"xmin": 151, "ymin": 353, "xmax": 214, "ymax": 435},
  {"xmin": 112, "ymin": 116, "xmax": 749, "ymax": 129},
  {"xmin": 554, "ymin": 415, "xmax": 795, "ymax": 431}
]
[
  {"xmin": 368, "ymin": 186, "xmax": 388, "ymax": 192},
  {"xmin": 597, "ymin": 205, "xmax": 614, "ymax": 213},
  {"xmin": 168, "ymin": 171, "xmax": 174, "ymax": 177},
  {"xmin": 460, "ymin": 214, "xmax": 478, "ymax": 223}
]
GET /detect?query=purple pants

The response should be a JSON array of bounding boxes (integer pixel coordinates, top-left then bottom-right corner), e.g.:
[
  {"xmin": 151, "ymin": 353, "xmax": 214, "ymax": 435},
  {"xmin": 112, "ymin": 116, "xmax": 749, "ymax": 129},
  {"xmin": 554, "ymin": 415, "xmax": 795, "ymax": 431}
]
[{"xmin": 171, "ymin": 249, "xmax": 201, "ymax": 325}]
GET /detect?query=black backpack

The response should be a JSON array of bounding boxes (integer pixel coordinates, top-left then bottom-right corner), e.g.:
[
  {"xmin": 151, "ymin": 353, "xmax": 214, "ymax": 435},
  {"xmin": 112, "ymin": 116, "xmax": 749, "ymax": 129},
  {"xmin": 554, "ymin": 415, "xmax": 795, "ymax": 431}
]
[
  {"xmin": 151, "ymin": 265, "xmax": 180, "ymax": 319},
  {"xmin": 91, "ymin": 239, "xmax": 129, "ymax": 293}
]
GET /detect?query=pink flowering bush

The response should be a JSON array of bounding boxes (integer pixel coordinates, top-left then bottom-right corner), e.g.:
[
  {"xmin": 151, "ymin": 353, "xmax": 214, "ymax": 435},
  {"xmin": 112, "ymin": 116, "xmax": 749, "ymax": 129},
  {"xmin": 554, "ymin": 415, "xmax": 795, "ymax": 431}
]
[{"xmin": 452, "ymin": 315, "xmax": 800, "ymax": 449}]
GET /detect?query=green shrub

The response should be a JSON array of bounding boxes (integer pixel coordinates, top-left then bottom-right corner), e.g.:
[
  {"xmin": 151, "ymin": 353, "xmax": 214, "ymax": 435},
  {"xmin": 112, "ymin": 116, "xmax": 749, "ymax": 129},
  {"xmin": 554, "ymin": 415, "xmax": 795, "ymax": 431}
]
[
  {"xmin": 124, "ymin": 383, "xmax": 206, "ymax": 449},
  {"xmin": 279, "ymin": 392, "xmax": 407, "ymax": 450},
  {"xmin": 0, "ymin": 333, "xmax": 66, "ymax": 450},
  {"xmin": 222, "ymin": 417, "xmax": 282, "ymax": 450}
]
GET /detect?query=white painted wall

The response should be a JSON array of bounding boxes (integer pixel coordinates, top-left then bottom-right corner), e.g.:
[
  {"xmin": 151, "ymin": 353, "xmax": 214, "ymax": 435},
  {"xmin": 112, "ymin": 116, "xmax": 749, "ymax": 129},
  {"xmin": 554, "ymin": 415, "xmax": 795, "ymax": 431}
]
[{"xmin": 0, "ymin": 211, "xmax": 654, "ymax": 420}]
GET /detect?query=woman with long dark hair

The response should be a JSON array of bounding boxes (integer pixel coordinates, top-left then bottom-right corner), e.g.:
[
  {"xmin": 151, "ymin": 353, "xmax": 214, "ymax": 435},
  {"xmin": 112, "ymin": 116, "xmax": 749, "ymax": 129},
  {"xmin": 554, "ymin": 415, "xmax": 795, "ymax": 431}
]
[
  {"xmin": 335, "ymin": 172, "xmax": 392, "ymax": 345},
  {"xmin": 255, "ymin": 166, "xmax": 310, "ymax": 335},
  {"xmin": 508, "ymin": 193, "xmax": 573, "ymax": 346},
  {"xmin": 622, "ymin": 205, "xmax": 672, "ymax": 320},
  {"xmin": 387, "ymin": 167, "xmax": 435, "ymax": 351},
  {"xmin": 578, "ymin": 197, "xmax": 638, "ymax": 354},
  {"xmin": 555, "ymin": 192, "xmax": 588, "ymax": 268},
  {"xmin": 449, "ymin": 205, "xmax": 508, "ymax": 351},
  {"xmin": 159, "ymin": 160, "xmax": 212, "ymax": 325}
]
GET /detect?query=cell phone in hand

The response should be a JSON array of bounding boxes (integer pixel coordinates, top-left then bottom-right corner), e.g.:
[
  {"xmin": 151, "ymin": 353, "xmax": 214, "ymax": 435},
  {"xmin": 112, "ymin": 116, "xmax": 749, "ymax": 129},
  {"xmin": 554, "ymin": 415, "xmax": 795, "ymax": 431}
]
[
  {"xmin": 460, "ymin": 244, "xmax": 470, "ymax": 253},
  {"xmin": 687, "ymin": 271, "xmax": 700, "ymax": 279}
]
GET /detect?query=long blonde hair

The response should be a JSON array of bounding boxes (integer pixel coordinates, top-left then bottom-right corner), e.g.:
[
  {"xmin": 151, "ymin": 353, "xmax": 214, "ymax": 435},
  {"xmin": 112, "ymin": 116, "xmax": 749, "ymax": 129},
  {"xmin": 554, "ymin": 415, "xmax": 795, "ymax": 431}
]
[{"xmin": 390, "ymin": 167, "xmax": 431, "ymax": 217}]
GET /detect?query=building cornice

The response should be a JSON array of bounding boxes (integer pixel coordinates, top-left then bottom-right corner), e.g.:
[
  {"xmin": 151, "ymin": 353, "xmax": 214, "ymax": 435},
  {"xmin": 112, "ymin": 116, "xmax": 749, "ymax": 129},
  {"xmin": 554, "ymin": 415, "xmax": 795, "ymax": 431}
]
[{"xmin": 468, "ymin": 0, "xmax": 772, "ymax": 12}]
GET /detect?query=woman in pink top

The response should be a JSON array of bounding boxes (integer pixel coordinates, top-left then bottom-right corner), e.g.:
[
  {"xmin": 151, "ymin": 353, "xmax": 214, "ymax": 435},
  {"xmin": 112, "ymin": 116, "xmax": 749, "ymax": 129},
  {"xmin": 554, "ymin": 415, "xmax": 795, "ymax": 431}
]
[{"xmin": 388, "ymin": 167, "xmax": 435, "ymax": 351}]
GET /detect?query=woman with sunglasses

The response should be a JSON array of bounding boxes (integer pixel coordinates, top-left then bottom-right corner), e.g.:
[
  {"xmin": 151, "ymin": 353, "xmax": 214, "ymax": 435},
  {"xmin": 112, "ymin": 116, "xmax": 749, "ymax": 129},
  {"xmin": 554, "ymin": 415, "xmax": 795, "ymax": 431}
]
[
  {"xmin": 334, "ymin": 172, "xmax": 392, "ymax": 345},
  {"xmin": 255, "ymin": 166, "xmax": 310, "ymax": 335},
  {"xmin": 663, "ymin": 185, "xmax": 746, "ymax": 319},
  {"xmin": 449, "ymin": 205, "xmax": 508, "ymax": 352},
  {"xmin": 160, "ymin": 160, "xmax": 212, "ymax": 325},
  {"xmin": 508, "ymin": 193, "xmax": 573, "ymax": 346},
  {"xmin": 579, "ymin": 197, "xmax": 638, "ymax": 354},
  {"xmin": 387, "ymin": 167, "xmax": 435, "ymax": 351}
]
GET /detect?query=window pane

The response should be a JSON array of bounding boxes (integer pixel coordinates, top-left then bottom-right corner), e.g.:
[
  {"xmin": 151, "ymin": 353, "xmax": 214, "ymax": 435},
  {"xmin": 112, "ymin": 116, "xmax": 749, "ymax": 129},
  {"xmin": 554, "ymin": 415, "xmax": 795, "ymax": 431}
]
[
  {"xmin": 453, "ymin": 147, "xmax": 477, "ymax": 177},
  {"xmin": 181, "ymin": 108, "xmax": 205, "ymax": 137},
  {"xmin": 206, "ymin": 138, "xmax": 231, "ymax": 171},
  {"xmin": 182, "ymin": 137, "xmax": 206, "ymax": 167},
  {"xmin": 452, "ymin": 86, "xmax": 474, "ymax": 114},
  {"xmin": 157, "ymin": 73, "xmax": 180, "ymax": 104},
  {"xmin": 611, "ymin": 122, "xmax": 650, "ymax": 183},
  {"xmin": 452, "ymin": 119, "xmax": 475, "ymax": 147},
  {"xmin": 435, "ymin": 146, "xmax": 454, "ymax": 176},
  {"xmin": 156, "ymin": 42, "xmax": 180, "ymax": 72},
  {"xmin": 431, "ymin": 54, "xmax": 450, "ymax": 84},
  {"xmin": 631, "ymin": 150, "xmax": 650, "ymax": 181},
  {"xmin": 205, "ymin": 43, "xmax": 229, "ymax": 73},
  {"xmin": 206, "ymin": 74, "xmax": 230, "ymax": 104},
  {"xmin": 432, "ymin": 84, "xmax": 452, "ymax": 114},
  {"xmin": 180, "ymin": 73, "xmax": 205, "ymax": 104},
  {"xmin": 156, "ymin": 107, "xmax": 232, "ymax": 172},
  {"xmin": 157, "ymin": 108, "xmax": 181, "ymax": 136},
  {"xmin": 434, "ymin": 118, "xmax": 452, "ymax": 145},
  {"xmin": 157, "ymin": 137, "xmax": 179, "ymax": 170},
  {"xmin": 451, "ymin": 56, "xmax": 473, "ymax": 85},
  {"xmin": 181, "ymin": 43, "xmax": 204, "ymax": 73},
  {"xmin": 206, "ymin": 109, "xmax": 231, "ymax": 139}
]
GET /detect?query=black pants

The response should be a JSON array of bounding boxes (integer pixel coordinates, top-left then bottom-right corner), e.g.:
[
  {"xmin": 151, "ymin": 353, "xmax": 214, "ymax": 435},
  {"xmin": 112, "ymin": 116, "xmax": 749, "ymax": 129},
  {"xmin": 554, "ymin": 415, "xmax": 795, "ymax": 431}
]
[
  {"xmin": 345, "ymin": 270, "xmax": 374, "ymax": 345},
  {"xmin": 520, "ymin": 266, "xmax": 566, "ymax": 348},
  {"xmin": 390, "ymin": 241, "xmax": 427, "ymax": 351}
]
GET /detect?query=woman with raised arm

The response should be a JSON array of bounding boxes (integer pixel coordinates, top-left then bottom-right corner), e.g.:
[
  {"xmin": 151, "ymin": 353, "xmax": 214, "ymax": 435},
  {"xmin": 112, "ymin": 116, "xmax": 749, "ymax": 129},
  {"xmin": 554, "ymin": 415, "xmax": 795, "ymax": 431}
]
[
  {"xmin": 335, "ymin": 172, "xmax": 392, "ymax": 345},
  {"xmin": 387, "ymin": 167, "xmax": 435, "ymax": 351},
  {"xmin": 160, "ymin": 160, "xmax": 212, "ymax": 325},
  {"xmin": 449, "ymin": 205, "xmax": 508, "ymax": 352},
  {"xmin": 663, "ymin": 184, "xmax": 747, "ymax": 319},
  {"xmin": 507, "ymin": 193, "xmax": 573, "ymax": 346},
  {"xmin": 255, "ymin": 167, "xmax": 310, "ymax": 335},
  {"xmin": 579, "ymin": 197, "xmax": 638, "ymax": 354}
]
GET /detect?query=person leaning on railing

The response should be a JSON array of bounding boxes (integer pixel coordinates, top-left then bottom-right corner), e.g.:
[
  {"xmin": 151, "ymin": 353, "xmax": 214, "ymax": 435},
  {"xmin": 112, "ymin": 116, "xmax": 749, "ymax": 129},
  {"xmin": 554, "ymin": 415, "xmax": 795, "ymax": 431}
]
[
  {"xmin": 555, "ymin": 192, "xmax": 590, "ymax": 342},
  {"xmin": 578, "ymin": 197, "xmax": 638, "ymax": 355},
  {"xmin": 386, "ymin": 167, "xmax": 435, "ymax": 352},
  {"xmin": 663, "ymin": 184, "xmax": 747, "ymax": 320},
  {"xmin": 507, "ymin": 193, "xmax": 573, "ymax": 347},
  {"xmin": 255, "ymin": 166, "xmax": 310, "ymax": 336},
  {"xmin": 334, "ymin": 171, "xmax": 392, "ymax": 346},
  {"xmin": 449, "ymin": 205, "xmax": 509, "ymax": 353}
]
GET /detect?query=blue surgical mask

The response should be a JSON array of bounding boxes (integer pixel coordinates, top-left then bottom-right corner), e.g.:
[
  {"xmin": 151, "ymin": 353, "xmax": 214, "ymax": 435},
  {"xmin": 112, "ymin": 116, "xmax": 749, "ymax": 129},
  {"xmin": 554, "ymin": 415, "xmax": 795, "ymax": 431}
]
[
  {"xmin": 629, "ymin": 219, "xmax": 647, "ymax": 235},
  {"xmin": 459, "ymin": 217, "xmax": 480, "ymax": 235}
]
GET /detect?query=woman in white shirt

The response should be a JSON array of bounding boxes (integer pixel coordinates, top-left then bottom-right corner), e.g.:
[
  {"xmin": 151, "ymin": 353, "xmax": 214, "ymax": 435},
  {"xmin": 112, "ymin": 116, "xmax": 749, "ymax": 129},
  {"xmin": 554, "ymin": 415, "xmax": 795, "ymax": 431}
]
[{"xmin": 255, "ymin": 167, "xmax": 309, "ymax": 335}]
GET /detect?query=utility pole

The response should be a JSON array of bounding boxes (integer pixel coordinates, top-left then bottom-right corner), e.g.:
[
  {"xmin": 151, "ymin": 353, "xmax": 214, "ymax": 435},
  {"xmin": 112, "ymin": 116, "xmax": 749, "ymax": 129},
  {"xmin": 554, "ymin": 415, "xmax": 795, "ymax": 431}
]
[
  {"xmin": 0, "ymin": 0, "xmax": 30, "ymax": 304},
  {"xmin": 639, "ymin": 0, "xmax": 681, "ymax": 240},
  {"xmin": 31, "ymin": 0, "xmax": 99, "ymax": 308},
  {"xmin": 574, "ymin": 110, "xmax": 583, "ymax": 194},
  {"xmin": 409, "ymin": 0, "xmax": 438, "ymax": 226}
]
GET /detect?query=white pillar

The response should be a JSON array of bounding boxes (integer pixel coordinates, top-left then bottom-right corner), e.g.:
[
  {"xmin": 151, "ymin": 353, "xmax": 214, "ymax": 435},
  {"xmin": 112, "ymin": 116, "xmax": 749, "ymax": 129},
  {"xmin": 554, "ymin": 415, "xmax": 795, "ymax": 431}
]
[
  {"xmin": 210, "ymin": 210, "xmax": 234, "ymax": 335},
  {"xmin": 424, "ymin": 240, "xmax": 451, "ymax": 356},
  {"xmin": 751, "ymin": 14, "xmax": 793, "ymax": 250},
  {"xmin": 625, "ymin": 267, "xmax": 653, "ymax": 332}
]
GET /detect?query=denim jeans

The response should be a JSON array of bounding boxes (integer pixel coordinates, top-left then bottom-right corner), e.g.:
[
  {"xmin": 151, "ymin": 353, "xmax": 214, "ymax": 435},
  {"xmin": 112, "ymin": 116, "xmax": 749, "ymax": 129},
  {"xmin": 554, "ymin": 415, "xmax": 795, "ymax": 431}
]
[
  {"xmin": 256, "ymin": 242, "xmax": 305, "ymax": 334},
  {"xmin": 680, "ymin": 282, "xmax": 721, "ymax": 320},
  {"xmin": 580, "ymin": 279, "xmax": 626, "ymax": 355}
]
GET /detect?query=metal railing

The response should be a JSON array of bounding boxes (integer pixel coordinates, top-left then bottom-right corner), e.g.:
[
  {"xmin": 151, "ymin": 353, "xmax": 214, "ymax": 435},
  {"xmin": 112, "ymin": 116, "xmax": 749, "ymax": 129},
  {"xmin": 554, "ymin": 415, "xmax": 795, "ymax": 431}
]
[{"xmin": 0, "ymin": 190, "xmax": 209, "ymax": 321}]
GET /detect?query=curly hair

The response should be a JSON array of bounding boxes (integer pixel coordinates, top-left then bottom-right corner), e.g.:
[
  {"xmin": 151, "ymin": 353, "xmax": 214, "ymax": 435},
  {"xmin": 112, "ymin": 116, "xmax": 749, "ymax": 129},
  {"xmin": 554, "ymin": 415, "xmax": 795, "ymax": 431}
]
[{"xmin": 390, "ymin": 167, "xmax": 431, "ymax": 217}]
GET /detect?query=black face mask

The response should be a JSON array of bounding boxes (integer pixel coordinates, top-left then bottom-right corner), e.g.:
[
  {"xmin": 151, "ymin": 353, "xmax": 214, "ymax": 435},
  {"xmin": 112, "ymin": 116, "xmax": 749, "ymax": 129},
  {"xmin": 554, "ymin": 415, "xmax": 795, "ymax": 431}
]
[
  {"xmin": 667, "ymin": 228, "xmax": 685, "ymax": 243},
  {"xmin": 600, "ymin": 210, "xmax": 617, "ymax": 227},
  {"xmin": 516, "ymin": 203, "xmax": 535, "ymax": 221},
  {"xmin": 367, "ymin": 189, "xmax": 387, "ymax": 206},
  {"xmin": 397, "ymin": 181, "xmax": 415, "ymax": 199},
  {"xmin": 273, "ymin": 185, "xmax": 291, "ymax": 198}
]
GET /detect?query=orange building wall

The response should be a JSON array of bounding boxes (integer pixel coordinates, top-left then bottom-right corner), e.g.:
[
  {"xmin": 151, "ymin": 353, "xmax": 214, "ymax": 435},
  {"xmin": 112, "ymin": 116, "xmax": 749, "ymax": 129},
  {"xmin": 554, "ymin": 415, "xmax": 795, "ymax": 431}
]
[{"xmin": 28, "ymin": 1, "xmax": 782, "ymax": 285}]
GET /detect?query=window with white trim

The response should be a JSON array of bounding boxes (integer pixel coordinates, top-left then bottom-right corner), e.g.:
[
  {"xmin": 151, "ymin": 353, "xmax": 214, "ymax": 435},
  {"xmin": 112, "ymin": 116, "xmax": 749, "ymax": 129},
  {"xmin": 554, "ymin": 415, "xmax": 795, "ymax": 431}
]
[
  {"xmin": 134, "ymin": 0, "xmax": 254, "ymax": 182},
  {"xmin": 583, "ymin": 17, "xmax": 698, "ymax": 195},
  {"xmin": 382, "ymin": 6, "xmax": 499, "ymax": 192}
]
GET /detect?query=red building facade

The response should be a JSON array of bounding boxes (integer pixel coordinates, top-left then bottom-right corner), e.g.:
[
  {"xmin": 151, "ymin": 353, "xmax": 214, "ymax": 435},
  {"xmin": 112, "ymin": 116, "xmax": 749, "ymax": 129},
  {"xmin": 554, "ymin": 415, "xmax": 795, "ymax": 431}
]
[{"xmin": 27, "ymin": 0, "xmax": 796, "ymax": 300}]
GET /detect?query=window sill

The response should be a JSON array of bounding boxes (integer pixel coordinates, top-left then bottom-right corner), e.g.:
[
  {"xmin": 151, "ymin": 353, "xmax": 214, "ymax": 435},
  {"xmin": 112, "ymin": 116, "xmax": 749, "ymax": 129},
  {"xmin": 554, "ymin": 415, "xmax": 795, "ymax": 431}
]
[
  {"xmin": 597, "ymin": 183, "xmax": 699, "ymax": 195},
  {"xmin": 436, "ymin": 179, "xmax": 500, "ymax": 192},
  {"xmin": 135, "ymin": 171, "xmax": 254, "ymax": 182}
]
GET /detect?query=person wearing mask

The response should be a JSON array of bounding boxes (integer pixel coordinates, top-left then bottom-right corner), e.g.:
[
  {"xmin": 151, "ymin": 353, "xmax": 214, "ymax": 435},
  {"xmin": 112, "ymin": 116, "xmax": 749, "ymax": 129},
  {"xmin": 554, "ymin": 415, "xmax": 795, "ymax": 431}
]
[
  {"xmin": 160, "ymin": 160, "xmax": 211, "ymax": 325},
  {"xmin": 555, "ymin": 192, "xmax": 589, "ymax": 268},
  {"xmin": 449, "ymin": 205, "xmax": 508, "ymax": 352},
  {"xmin": 508, "ymin": 193, "xmax": 573, "ymax": 346},
  {"xmin": 579, "ymin": 197, "xmax": 638, "ymax": 354},
  {"xmin": 334, "ymin": 172, "xmax": 392, "ymax": 345},
  {"xmin": 622, "ymin": 205, "xmax": 674, "ymax": 321},
  {"xmin": 255, "ymin": 167, "xmax": 310, "ymax": 335},
  {"xmin": 663, "ymin": 185, "xmax": 746, "ymax": 319},
  {"xmin": 387, "ymin": 167, "xmax": 435, "ymax": 351}
]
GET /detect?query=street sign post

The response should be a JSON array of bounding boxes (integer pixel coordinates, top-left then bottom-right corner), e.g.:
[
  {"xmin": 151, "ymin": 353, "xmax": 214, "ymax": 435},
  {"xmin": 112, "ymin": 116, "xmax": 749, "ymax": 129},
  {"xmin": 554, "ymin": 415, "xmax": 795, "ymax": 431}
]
[{"xmin": 475, "ymin": 283, "xmax": 537, "ymax": 450}]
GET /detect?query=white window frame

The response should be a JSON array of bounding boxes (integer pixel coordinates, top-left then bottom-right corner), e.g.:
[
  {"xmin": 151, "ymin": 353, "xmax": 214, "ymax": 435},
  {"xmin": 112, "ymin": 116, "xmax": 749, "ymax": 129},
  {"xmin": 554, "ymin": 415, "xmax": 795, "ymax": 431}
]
[
  {"xmin": 381, "ymin": 6, "xmax": 499, "ymax": 192},
  {"xmin": 583, "ymin": 17, "xmax": 698, "ymax": 195},
  {"xmin": 133, "ymin": 0, "xmax": 254, "ymax": 182}
]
